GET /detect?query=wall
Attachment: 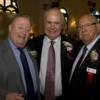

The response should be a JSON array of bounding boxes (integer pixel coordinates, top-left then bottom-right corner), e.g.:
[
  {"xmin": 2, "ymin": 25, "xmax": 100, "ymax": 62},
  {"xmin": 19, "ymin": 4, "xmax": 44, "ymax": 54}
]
[{"xmin": 11, "ymin": 0, "xmax": 100, "ymax": 36}]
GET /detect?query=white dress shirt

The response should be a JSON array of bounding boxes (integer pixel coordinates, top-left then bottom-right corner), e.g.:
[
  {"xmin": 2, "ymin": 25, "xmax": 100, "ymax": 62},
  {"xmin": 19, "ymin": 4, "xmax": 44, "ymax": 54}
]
[{"xmin": 39, "ymin": 36, "xmax": 62, "ymax": 96}]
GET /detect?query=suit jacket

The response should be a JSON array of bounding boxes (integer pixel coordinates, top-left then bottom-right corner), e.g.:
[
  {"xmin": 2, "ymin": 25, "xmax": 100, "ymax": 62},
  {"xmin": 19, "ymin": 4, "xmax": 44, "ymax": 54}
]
[
  {"xmin": 27, "ymin": 34, "xmax": 79, "ymax": 100},
  {"xmin": 69, "ymin": 37, "xmax": 100, "ymax": 99},
  {"xmin": 0, "ymin": 39, "xmax": 39, "ymax": 100}
]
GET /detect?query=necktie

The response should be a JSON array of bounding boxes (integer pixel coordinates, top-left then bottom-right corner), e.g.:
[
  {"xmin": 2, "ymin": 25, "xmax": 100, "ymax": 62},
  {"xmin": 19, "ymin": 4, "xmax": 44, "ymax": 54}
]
[
  {"xmin": 77, "ymin": 46, "xmax": 87, "ymax": 67},
  {"xmin": 71, "ymin": 46, "xmax": 87, "ymax": 82},
  {"xmin": 44, "ymin": 41, "xmax": 55, "ymax": 100},
  {"xmin": 18, "ymin": 48, "xmax": 35, "ymax": 100}
]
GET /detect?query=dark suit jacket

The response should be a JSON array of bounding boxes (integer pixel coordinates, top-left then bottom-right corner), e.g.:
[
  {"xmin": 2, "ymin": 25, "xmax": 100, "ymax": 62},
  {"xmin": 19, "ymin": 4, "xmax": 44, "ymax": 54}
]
[
  {"xmin": 0, "ymin": 39, "xmax": 39, "ymax": 100},
  {"xmin": 69, "ymin": 37, "xmax": 100, "ymax": 99},
  {"xmin": 27, "ymin": 34, "xmax": 79, "ymax": 100}
]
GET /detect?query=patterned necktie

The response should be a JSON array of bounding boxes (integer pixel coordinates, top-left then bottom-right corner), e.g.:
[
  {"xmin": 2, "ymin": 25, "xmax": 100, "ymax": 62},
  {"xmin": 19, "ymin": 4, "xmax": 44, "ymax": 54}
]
[
  {"xmin": 44, "ymin": 41, "xmax": 55, "ymax": 100},
  {"xmin": 18, "ymin": 48, "xmax": 35, "ymax": 100}
]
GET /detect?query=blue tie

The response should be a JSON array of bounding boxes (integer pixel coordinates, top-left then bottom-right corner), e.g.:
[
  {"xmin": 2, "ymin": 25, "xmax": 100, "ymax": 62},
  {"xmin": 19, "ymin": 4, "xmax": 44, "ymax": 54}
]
[{"xmin": 18, "ymin": 48, "xmax": 35, "ymax": 100}]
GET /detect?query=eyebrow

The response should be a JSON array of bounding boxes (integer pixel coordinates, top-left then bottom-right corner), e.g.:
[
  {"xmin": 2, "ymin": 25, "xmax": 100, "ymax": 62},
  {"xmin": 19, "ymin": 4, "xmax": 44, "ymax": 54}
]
[{"xmin": 77, "ymin": 22, "xmax": 97, "ymax": 27}]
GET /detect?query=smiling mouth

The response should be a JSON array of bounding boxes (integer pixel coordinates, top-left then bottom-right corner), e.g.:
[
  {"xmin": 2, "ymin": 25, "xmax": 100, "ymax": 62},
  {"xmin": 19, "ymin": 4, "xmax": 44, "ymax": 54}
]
[{"xmin": 19, "ymin": 35, "xmax": 26, "ymax": 39}]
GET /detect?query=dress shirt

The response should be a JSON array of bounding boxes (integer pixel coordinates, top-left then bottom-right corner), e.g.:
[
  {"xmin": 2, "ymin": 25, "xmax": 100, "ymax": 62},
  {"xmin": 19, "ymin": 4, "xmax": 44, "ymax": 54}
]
[
  {"xmin": 8, "ymin": 38, "xmax": 37, "ymax": 92},
  {"xmin": 39, "ymin": 36, "xmax": 62, "ymax": 96},
  {"xmin": 69, "ymin": 35, "xmax": 100, "ymax": 83}
]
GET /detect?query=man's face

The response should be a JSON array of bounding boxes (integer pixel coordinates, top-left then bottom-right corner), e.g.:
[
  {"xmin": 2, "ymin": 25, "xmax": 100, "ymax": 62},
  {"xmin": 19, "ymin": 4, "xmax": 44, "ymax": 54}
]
[
  {"xmin": 77, "ymin": 15, "xmax": 98, "ymax": 44},
  {"xmin": 9, "ymin": 17, "xmax": 31, "ymax": 48},
  {"xmin": 44, "ymin": 10, "xmax": 64, "ymax": 40}
]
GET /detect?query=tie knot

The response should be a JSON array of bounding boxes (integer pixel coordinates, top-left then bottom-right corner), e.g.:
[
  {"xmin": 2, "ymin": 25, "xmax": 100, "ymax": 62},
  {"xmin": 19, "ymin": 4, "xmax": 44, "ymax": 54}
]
[
  {"xmin": 51, "ymin": 40, "xmax": 55, "ymax": 45},
  {"xmin": 17, "ymin": 48, "xmax": 23, "ymax": 53},
  {"xmin": 83, "ymin": 46, "xmax": 87, "ymax": 52}
]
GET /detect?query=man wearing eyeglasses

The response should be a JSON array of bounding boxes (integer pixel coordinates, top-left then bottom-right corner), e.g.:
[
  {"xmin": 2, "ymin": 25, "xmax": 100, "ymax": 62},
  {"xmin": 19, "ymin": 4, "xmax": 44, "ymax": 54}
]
[{"xmin": 69, "ymin": 14, "xmax": 100, "ymax": 99}]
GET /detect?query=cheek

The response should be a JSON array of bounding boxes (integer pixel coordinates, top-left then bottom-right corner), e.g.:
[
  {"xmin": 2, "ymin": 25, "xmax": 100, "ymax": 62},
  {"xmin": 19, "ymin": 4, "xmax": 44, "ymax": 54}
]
[
  {"xmin": 10, "ymin": 33, "xmax": 19, "ymax": 45},
  {"xmin": 25, "ymin": 34, "xmax": 30, "ymax": 41},
  {"xmin": 45, "ymin": 23, "xmax": 50, "ymax": 29},
  {"xmin": 57, "ymin": 25, "xmax": 63, "ymax": 30},
  {"xmin": 79, "ymin": 33, "xmax": 88, "ymax": 41},
  {"xmin": 79, "ymin": 32, "xmax": 83, "ymax": 38},
  {"xmin": 89, "ymin": 33, "xmax": 96, "ymax": 41}
]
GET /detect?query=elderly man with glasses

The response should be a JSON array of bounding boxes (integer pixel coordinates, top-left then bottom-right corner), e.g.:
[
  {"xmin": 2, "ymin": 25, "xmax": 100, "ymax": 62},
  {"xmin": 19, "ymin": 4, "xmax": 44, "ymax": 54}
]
[{"xmin": 69, "ymin": 14, "xmax": 100, "ymax": 99}]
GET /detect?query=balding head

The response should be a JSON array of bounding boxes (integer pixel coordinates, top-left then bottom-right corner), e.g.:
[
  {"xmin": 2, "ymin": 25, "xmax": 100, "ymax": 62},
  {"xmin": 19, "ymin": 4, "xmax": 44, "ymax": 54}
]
[
  {"xmin": 44, "ymin": 7, "xmax": 65, "ymax": 26},
  {"xmin": 78, "ymin": 14, "xmax": 98, "ymax": 25}
]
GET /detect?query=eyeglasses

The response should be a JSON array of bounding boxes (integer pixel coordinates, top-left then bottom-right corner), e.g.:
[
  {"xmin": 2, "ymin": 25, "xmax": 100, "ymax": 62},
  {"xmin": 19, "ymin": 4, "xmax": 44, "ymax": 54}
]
[{"xmin": 77, "ymin": 22, "xmax": 97, "ymax": 29}]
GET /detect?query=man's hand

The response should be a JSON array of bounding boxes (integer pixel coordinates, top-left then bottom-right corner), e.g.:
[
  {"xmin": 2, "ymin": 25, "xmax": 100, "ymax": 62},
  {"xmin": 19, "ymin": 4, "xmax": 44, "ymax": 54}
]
[{"xmin": 6, "ymin": 93, "xmax": 24, "ymax": 100}]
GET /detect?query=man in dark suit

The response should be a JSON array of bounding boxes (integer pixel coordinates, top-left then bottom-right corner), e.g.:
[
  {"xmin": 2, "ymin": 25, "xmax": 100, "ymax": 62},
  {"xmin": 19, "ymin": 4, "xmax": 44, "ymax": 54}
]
[
  {"xmin": 69, "ymin": 14, "xmax": 100, "ymax": 99},
  {"xmin": 0, "ymin": 15, "xmax": 39, "ymax": 100},
  {"xmin": 28, "ymin": 8, "xmax": 78, "ymax": 100}
]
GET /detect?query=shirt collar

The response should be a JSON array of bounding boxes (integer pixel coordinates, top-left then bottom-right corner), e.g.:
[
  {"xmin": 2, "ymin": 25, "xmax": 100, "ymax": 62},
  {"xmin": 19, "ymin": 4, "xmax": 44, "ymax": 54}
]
[
  {"xmin": 44, "ymin": 36, "xmax": 61, "ymax": 44},
  {"xmin": 86, "ymin": 35, "xmax": 100, "ymax": 51}
]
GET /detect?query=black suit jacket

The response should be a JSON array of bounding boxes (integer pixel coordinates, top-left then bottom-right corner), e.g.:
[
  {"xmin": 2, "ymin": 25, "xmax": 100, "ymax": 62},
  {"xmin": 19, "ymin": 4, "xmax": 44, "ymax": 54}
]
[
  {"xmin": 27, "ymin": 34, "xmax": 79, "ymax": 100},
  {"xmin": 69, "ymin": 37, "xmax": 100, "ymax": 99}
]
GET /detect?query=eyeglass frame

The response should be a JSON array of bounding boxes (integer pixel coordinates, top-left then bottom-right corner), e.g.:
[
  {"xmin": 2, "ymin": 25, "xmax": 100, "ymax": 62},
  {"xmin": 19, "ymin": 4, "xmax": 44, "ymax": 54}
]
[{"xmin": 77, "ymin": 22, "xmax": 97, "ymax": 30}]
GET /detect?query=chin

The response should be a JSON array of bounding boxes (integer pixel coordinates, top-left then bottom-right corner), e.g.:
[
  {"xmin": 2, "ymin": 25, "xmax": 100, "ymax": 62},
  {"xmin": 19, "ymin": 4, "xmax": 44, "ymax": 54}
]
[{"xmin": 18, "ymin": 43, "xmax": 25, "ymax": 48}]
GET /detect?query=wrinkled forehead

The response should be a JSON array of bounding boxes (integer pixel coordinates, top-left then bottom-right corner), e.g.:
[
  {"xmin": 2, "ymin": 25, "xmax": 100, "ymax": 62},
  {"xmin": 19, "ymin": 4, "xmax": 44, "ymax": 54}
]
[
  {"xmin": 45, "ymin": 9, "xmax": 61, "ymax": 16},
  {"xmin": 78, "ymin": 15, "xmax": 97, "ymax": 24},
  {"xmin": 10, "ymin": 18, "xmax": 31, "ymax": 29},
  {"xmin": 13, "ymin": 17, "xmax": 30, "ymax": 24},
  {"xmin": 44, "ymin": 8, "xmax": 64, "ymax": 23}
]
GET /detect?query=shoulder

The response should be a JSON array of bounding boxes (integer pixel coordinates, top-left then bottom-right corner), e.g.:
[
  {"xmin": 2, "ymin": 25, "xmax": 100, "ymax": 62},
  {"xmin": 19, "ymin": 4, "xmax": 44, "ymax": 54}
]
[
  {"xmin": 33, "ymin": 35, "xmax": 44, "ymax": 40},
  {"xmin": 27, "ymin": 35, "xmax": 44, "ymax": 49},
  {"xmin": 28, "ymin": 35, "xmax": 44, "ymax": 44},
  {"xmin": 0, "ymin": 39, "xmax": 9, "ymax": 51},
  {"xmin": 61, "ymin": 34, "xmax": 79, "ymax": 46}
]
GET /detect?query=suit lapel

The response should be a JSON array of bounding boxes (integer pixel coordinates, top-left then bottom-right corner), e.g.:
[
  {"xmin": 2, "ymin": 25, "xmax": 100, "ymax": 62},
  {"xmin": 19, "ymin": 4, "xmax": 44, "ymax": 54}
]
[
  {"xmin": 3, "ymin": 40, "xmax": 21, "ymax": 71},
  {"xmin": 2, "ymin": 39, "xmax": 25, "ymax": 91},
  {"xmin": 36, "ymin": 35, "xmax": 44, "ymax": 71},
  {"xmin": 61, "ymin": 35, "xmax": 72, "ymax": 94},
  {"xmin": 81, "ymin": 37, "xmax": 100, "ymax": 66}
]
